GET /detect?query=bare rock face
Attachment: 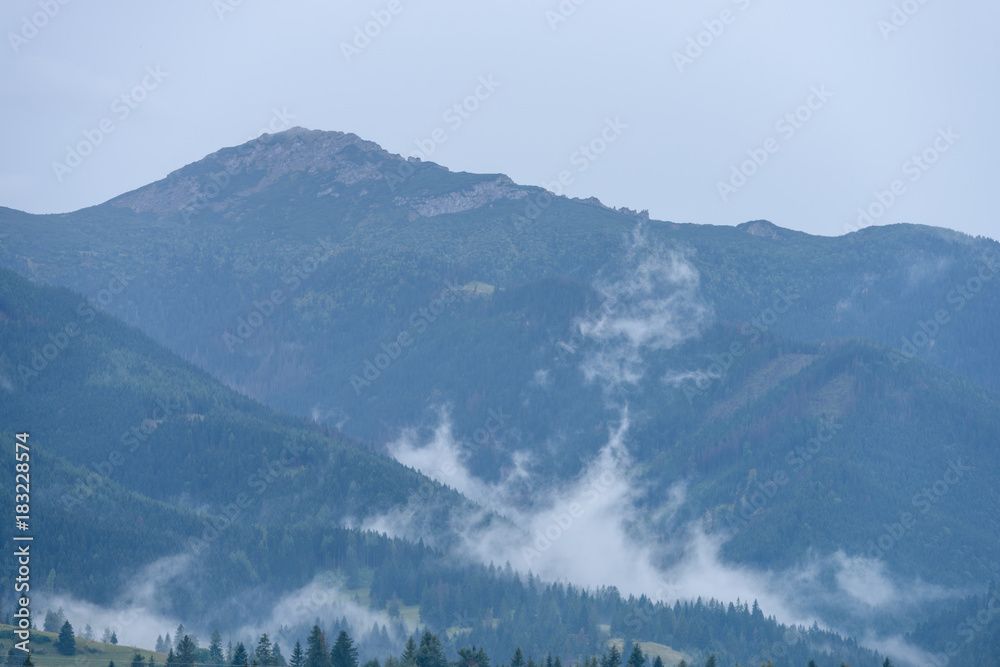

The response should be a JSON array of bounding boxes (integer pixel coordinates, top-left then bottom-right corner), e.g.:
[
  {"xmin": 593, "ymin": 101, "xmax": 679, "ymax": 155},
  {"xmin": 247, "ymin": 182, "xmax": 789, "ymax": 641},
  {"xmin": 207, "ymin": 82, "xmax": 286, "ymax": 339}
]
[
  {"xmin": 109, "ymin": 128, "xmax": 390, "ymax": 217},
  {"xmin": 739, "ymin": 219, "xmax": 784, "ymax": 240},
  {"xmin": 404, "ymin": 176, "xmax": 528, "ymax": 218},
  {"xmin": 108, "ymin": 127, "xmax": 535, "ymax": 221}
]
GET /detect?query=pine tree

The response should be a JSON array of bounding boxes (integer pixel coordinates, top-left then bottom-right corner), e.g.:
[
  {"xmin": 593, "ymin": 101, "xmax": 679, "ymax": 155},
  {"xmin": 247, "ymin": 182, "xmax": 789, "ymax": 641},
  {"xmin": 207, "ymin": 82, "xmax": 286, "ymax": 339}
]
[
  {"xmin": 400, "ymin": 637, "xmax": 417, "ymax": 667},
  {"xmin": 209, "ymin": 631, "xmax": 224, "ymax": 666},
  {"xmin": 84, "ymin": 624, "xmax": 95, "ymax": 641},
  {"xmin": 703, "ymin": 657, "xmax": 715, "ymax": 667},
  {"xmin": 304, "ymin": 626, "xmax": 331, "ymax": 667},
  {"xmin": 103, "ymin": 628, "xmax": 114, "ymax": 643},
  {"xmin": 330, "ymin": 631, "xmax": 358, "ymax": 667},
  {"xmin": 111, "ymin": 632, "xmax": 119, "ymax": 645},
  {"xmin": 167, "ymin": 650, "xmax": 177, "ymax": 667},
  {"xmin": 255, "ymin": 634, "xmax": 275, "ymax": 667},
  {"xmin": 177, "ymin": 636, "xmax": 198, "ymax": 667},
  {"xmin": 157, "ymin": 636, "xmax": 166, "ymax": 653},
  {"xmin": 652, "ymin": 658, "xmax": 663, "ymax": 667},
  {"xmin": 626, "ymin": 645, "xmax": 643, "ymax": 667},
  {"xmin": 57, "ymin": 621, "xmax": 76, "ymax": 656},
  {"xmin": 44, "ymin": 608, "xmax": 66, "ymax": 633},
  {"xmin": 175, "ymin": 627, "xmax": 185, "ymax": 650},
  {"xmin": 510, "ymin": 648, "xmax": 525, "ymax": 667},
  {"xmin": 132, "ymin": 653, "xmax": 146, "ymax": 667},
  {"xmin": 882, "ymin": 660, "xmax": 894, "ymax": 667},
  {"xmin": 227, "ymin": 642, "xmax": 234, "ymax": 664},
  {"xmin": 273, "ymin": 643, "xmax": 286, "ymax": 667},
  {"xmin": 457, "ymin": 647, "xmax": 489, "ymax": 667},
  {"xmin": 232, "ymin": 644, "xmax": 249, "ymax": 667},
  {"xmin": 289, "ymin": 641, "xmax": 305, "ymax": 667},
  {"xmin": 415, "ymin": 633, "xmax": 445, "ymax": 667},
  {"xmin": 600, "ymin": 646, "xmax": 621, "ymax": 667},
  {"xmin": 20, "ymin": 657, "xmax": 32, "ymax": 667},
  {"xmin": 149, "ymin": 656, "xmax": 157, "ymax": 667}
]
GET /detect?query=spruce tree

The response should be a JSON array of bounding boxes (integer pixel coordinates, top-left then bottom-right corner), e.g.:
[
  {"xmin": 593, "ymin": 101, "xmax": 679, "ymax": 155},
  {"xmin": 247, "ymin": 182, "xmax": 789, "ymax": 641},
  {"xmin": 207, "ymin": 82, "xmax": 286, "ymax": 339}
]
[
  {"xmin": 457, "ymin": 647, "xmax": 489, "ymax": 667},
  {"xmin": 510, "ymin": 648, "xmax": 525, "ymax": 667},
  {"xmin": 305, "ymin": 626, "xmax": 332, "ymax": 667},
  {"xmin": 232, "ymin": 644, "xmax": 249, "ymax": 667},
  {"xmin": 132, "ymin": 653, "xmax": 146, "ymax": 667},
  {"xmin": 209, "ymin": 631, "xmax": 224, "ymax": 666},
  {"xmin": 43, "ymin": 609, "xmax": 63, "ymax": 633},
  {"xmin": 600, "ymin": 646, "xmax": 621, "ymax": 667},
  {"xmin": 415, "ymin": 633, "xmax": 445, "ymax": 667},
  {"xmin": 330, "ymin": 631, "xmax": 358, "ymax": 667},
  {"xmin": 273, "ymin": 643, "xmax": 286, "ymax": 667},
  {"xmin": 626, "ymin": 645, "xmax": 643, "ymax": 667},
  {"xmin": 652, "ymin": 658, "xmax": 663, "ymax": 667},
  {"xmin": 57, "ymin": 621, "xmax": 76, "ymax": 655},
  {"xmin": 177, "ymin": 636, "xmax": 198, "ymax": 667},
  {"xmin": 400, "ymin": 638, "xmax": 417, "ymax": 667},
  {"xmin": 255, "ymin": 634, "xmax": 275, "ymax": 667},
  {"xmin": 289, "ymin": 641, "xmax": 305, "ymax": 667},
  {"xmin": 703, "ymin": 657, "xmax": 715, "ymax": 667}
]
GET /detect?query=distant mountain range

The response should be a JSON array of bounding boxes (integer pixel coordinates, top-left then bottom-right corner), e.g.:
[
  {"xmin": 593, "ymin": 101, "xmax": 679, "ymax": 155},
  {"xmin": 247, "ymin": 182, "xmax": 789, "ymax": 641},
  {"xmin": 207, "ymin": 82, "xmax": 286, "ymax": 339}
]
[{"xmin": 2, "ymin": 127, "xmax": 999, "ymax": 665}]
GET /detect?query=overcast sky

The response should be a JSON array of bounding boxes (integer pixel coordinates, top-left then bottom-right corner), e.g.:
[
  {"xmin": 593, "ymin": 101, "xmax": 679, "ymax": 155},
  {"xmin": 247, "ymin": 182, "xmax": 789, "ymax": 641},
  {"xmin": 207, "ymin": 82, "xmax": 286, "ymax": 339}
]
[{"xmin": 2, "ymin": 0, "xmax": 997, "ymax": 240}]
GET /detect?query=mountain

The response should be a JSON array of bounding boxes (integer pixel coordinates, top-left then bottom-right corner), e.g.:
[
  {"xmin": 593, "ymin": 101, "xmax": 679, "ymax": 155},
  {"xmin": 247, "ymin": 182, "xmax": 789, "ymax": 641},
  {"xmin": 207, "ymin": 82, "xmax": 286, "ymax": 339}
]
[
  {"xmin": 0, "ymin": 265, "xmax": 893, "ymax": 667},
  {"xmin": 3, "ymin": 126, "xmax": 1000, "ymax": 664}
]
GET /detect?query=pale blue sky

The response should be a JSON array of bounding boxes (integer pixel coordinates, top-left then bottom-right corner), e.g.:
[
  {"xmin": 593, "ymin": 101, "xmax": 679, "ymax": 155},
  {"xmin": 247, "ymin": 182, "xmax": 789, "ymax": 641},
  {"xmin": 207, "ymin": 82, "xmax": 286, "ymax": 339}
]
[{"xmin": 2, "ymin": 0, "xmax": 997, "ymax": 240}]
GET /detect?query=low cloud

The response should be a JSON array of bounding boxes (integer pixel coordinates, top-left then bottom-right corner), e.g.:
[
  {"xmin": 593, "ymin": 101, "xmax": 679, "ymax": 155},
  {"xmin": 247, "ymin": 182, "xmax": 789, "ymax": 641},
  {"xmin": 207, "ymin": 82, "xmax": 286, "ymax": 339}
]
[
  {"xmin": 40, "ymin": 555, "xmax": 191, "ymax": 650},
  {"xmin": 575, "ymin": 226, "xmax": 713, "ymax": 391}
]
